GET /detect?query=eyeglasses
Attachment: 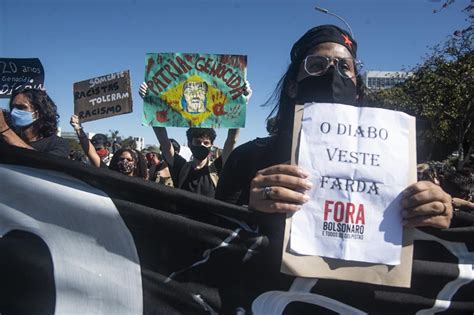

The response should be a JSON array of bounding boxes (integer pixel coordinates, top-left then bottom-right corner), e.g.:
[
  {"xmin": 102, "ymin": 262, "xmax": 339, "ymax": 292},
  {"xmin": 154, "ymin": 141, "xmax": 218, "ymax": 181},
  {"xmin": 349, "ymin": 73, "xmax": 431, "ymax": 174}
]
[{"xmin": 303, "ymin": 55, "xmax": 363, "ymax": 79}]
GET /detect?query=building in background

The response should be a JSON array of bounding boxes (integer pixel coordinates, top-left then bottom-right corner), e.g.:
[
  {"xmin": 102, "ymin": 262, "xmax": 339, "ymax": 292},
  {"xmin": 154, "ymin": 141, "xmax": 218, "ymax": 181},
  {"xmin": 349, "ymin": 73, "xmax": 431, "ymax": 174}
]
[
  {"xmin": 58, "ymin": 128, "xmax": 95, "ymax": 141},
  {"xmin": 362, "ymin": 71, "xmax": 412, "ymax": 90}
]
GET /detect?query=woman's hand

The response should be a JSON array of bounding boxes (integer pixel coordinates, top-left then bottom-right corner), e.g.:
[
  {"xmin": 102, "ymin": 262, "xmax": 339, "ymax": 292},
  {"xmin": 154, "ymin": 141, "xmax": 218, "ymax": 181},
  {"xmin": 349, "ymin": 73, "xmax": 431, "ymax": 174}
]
[
  {"xmin": 70, "ymin": 115, "xmax": 82, "ymax": 131},
  {"xmin": 249, "ymin": 164, "xmax": 313, "ymax": 213},
  {"xmin": 401, "ymin": 181, "xmax": 453, "ymax": 229}
]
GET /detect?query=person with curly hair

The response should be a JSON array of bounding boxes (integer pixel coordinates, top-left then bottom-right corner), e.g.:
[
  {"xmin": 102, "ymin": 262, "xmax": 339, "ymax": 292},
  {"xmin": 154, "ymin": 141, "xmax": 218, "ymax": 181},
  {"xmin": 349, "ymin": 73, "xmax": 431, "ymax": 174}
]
[
  {"xmin": 0, "ymin": 88, "xmax": 69, "ymax": 157},
  {"xmin": 216, "ymin": 24, "xmax": 453, "ymax": 228},
  {"xmin": 70, "ymin": 114, "xmax": 147, "ymax": 179},
  {"xmin": 139, "ymin": 82, "xmax": 251, "ymax": 197},
  {"xmin": 108, "ymin": 148, "xmax": 148, "ymax": 179}
]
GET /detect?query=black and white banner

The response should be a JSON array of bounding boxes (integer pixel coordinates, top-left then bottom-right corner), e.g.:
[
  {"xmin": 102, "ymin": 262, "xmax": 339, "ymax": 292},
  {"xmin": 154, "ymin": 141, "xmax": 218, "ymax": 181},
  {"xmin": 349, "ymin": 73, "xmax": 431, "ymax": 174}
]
[{"xmin": 0, "ymin": 142, "xmax": 473, "ymax": 314}]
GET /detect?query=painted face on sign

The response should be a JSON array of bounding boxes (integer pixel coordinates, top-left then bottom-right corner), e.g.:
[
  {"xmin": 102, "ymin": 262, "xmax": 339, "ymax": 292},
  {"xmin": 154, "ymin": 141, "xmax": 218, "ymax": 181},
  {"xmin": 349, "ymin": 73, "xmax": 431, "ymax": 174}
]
[{"xmin": 182, "ymin": 81, "xmax": 208, "ymax": 113}]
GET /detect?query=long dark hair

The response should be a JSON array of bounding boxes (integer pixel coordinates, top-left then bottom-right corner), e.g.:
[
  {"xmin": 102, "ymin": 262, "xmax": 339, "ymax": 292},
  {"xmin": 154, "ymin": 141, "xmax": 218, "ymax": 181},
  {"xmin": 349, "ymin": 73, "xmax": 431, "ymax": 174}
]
[
  {"xmin": 109, "ymin": 148, "xmax": 148, "ymax": 179},
  {"xmin": 9, "ymin": 88, "xmax": 59, "ymax": 137},
  {"xmin": 264, "ymin": 61, "xmax": 301, "ymax": 138},
  {"xmin": 265, "ymin": 27, "xmax": 365, "ymax": 138}
]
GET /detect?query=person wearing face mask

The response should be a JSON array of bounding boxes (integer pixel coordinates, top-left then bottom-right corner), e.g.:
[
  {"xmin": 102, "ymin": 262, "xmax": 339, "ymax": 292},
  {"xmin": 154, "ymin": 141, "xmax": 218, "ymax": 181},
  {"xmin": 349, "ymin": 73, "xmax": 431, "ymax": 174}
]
[
  {"xmin": 108, "ymin": 148, "xmax": 148, "ymax": 179},
  {"xmin": 70, "ymin": 115, "xmax": 112, "ymax": 167},
  {"xmin": 155, "ymin": 126, "xmax": 239, "ymax": 198},
  {"xmin": 216, "ymin": 24, "xmax": 453, "ymax": 227},
  {"xmin": 210, "ymin": 24, "xmax": 473, "ymax": 313},
  {"xmin": 0, "ymin": 88, "xmax": 69, "ymax": 157},
  {"xmin": 139, "ymin": 82, "xmax": 250, "ymax": 197},
  {"xmin": 69, "ymin": 114, "xmax": 147, "ymax": 178},
  {"xmin": 91, "ymin": 134, "xmax": 113, "ymax": 165}
]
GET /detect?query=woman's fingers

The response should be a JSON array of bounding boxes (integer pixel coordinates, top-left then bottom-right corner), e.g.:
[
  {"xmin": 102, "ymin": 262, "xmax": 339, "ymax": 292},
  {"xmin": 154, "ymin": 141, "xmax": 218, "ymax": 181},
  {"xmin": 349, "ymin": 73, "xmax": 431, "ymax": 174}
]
[
  {"xmin": 257, "ymin": 164, "xmax": 309, "ymax": 178},
  {"xmin": 402, "ymin": 206, "xmax": 453, "ymax": 229},
  {"xmin": 253, "ymin": 173, "xmax": 313, "ymax": 191},
  {"xmin": 249, "ymin": 164, "xmax": 312, "ymax": 213},
  {"xmin": 252, "ymin": 185, "xmax": 309, "ymax": 204},
  {"xmin": 401, "ymin": 181, "xmax": 453, "ymax": 229}
]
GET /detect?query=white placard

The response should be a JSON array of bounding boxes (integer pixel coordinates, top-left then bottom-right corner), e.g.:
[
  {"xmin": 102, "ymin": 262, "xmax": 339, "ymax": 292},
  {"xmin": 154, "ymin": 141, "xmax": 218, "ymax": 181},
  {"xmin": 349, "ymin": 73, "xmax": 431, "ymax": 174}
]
[{"xmin": 290, "ymin": 103, "xmax": 415, "ymax": 265}]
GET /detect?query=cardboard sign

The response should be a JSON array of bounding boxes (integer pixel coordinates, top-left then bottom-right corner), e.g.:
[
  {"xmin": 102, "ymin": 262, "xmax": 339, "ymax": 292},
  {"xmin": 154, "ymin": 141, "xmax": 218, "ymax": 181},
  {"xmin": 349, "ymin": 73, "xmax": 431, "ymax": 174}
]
[
  {"xmin": 142, "ymin": 53, "xmax": 247, "ymax": 128},
  {"xmin": 73, "ymin": 70, "xmax": 133, "ymax": 123},
  {"xmin": 292, "ymin": 103, "xmax": 415, "ymax": 265},
  {"xmin": 0, "ymin": 58, "xmax": 45, "ymax": 98},
  {"xmin": 281, "ymin": 103, "xmax": 417, "ymax": 287}
]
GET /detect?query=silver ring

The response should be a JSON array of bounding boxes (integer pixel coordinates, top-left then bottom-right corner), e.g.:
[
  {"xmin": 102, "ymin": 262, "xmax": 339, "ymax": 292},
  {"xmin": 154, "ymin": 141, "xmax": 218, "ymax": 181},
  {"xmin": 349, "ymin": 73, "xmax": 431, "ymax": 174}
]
[{"xmin": 262, "ymin": 186, "xmax": 272, "ymax": 200}]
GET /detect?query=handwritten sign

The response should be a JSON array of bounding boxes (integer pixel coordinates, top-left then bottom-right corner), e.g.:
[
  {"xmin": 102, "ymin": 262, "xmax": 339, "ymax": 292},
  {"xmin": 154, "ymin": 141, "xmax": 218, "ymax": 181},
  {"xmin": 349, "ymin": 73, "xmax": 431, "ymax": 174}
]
[
  {"xmin": 291, "ymin": 103, "xmax": 415, "ymax": 265},
  {"xmin": 73, "ymin": 70, "xmax": 133, "ymax": 123},
  {"xmin": 0, "ymin": 58, "xmax": 45, "ymax": 98},
  {"xmin": 142, "ymin": 53, "xmax": 247, "ymax": 128}
]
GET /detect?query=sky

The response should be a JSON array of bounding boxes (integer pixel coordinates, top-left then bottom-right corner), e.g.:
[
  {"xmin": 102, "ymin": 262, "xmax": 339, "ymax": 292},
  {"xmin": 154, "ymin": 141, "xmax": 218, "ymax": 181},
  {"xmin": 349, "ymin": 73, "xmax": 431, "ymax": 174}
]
[{"xmin": 0, "ymin": 0, "xmax": 469, "ymax": 148}]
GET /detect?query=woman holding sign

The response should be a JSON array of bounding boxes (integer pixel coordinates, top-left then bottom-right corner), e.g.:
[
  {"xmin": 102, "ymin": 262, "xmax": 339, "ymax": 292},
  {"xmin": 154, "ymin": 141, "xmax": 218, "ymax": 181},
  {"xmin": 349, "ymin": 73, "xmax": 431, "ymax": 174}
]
[
  {"xmin": 216, "ymin": 24, "xmax": 453, "ymax": 228},
  {"xmin": 213, "ymin": 24, "xmax": 474, "ymax": 314},
  {"xmin": 70, "ymin": 114, "xmax": 147, "ymax": 179}
]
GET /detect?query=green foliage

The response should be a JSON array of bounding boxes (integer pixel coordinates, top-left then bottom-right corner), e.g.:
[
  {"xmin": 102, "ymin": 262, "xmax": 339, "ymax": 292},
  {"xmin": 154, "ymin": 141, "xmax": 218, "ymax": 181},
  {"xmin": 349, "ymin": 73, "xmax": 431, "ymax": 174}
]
[
  {"xmin": 365, "ymin": 33, "xmax": 473, "ymax": 167},
  {"xmin": 121, "ymin": 136, "xmax": 137, "ymax": 150},
  {"xmin": 108, "ymin": 129, "xmax": 120, "ymax": 141}
]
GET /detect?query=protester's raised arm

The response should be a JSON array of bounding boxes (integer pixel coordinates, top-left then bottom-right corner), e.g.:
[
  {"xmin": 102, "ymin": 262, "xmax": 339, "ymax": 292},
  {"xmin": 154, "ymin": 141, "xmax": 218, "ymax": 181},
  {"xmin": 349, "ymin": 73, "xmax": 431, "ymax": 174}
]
[
  {"xmin": 140, "ymin": 82, "xmax": 176, "ymax": 166},
  {"xmin": 222, "ymin": 128, "xmax": 239, "ymax": 166},
  {"xmin": 0, "ymin": 110, "xmax": 35, "ymax": 150},
  {"xmin": 70, "ymin": 115, "xmax": 101, "ymax": 168},
  {"xmin": 153, "ymin": 127, "xmax": 175, "ymax": 166}
]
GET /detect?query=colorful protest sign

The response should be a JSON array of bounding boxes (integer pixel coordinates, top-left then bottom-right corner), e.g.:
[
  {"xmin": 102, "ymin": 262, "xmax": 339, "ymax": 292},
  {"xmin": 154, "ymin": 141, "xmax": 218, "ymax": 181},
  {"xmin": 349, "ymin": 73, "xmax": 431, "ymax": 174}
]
[
  {"xmin": 0, "ymin": 58, "xmax": 45, "ymax": 98},
  {"xmin": 290, "ymin": 103, "xmax": 416, "ymax": 265},
  {"xmin": 142, "ymin": 53, "xmax": 247, "ymax": 128},
  {"xmin": 73, "ymin": 70, "xmax": 133, "ymax": 123}
]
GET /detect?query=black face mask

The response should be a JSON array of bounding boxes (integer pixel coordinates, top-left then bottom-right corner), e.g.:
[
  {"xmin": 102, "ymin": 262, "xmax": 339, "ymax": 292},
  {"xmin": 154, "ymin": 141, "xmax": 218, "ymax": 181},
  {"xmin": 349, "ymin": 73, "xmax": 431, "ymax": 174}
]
[
  {"xmin": 190, "ymin": 144, "xmax": 210, "ymax": 161},
  {"xmin": 296, "ymin": 67, "xmax": 357, "ymax": 105}
]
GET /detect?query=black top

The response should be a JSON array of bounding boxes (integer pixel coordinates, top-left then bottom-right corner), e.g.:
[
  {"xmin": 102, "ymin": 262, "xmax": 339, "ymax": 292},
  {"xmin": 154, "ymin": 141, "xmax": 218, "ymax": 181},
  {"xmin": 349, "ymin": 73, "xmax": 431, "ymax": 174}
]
[
  {"xmin": 29, "ymin": 135, "xmax": 70, "ymax": 158},
  {"xmin": 169, "ymin": 153, "xmax": 223, "ymax": 198},
  {"xmin": 181, "ymin": 166, "xmax": 215, "ymax": 197},
  {"xmin": 168, "ymin": 153, "xmax": 187, "ymax": 187},
  {"xmin": 215, "ymin": 136, "xmax": 474, "ymax": 314},
  {"xmin": 215, "ymin": 136, "xmax": 289, "ymax": 205}
]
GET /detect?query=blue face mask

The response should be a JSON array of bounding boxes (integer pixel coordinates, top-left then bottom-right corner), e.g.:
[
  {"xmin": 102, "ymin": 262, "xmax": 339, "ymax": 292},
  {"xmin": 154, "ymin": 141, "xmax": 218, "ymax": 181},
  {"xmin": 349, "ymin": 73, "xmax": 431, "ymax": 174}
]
[{"xmin": 11, "ymin": 108, "xmax": 38, "ymax": 127}]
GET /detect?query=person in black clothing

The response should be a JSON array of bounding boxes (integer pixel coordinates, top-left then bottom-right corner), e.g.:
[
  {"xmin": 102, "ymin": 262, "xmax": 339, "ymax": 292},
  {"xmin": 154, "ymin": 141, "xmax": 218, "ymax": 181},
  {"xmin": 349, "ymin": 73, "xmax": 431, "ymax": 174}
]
[
  {"xmin": 90, "ymin": 133, "xmax": 113, "ymax": 165},
  {"xmin": 213, "ymin": 24, "xmax": 474, "ymax": 314},
  {"xmin": 70, "ymin": 114, "xmax": 147, "ymax": 179},
  {"xmin": 108, "ymin": 148, "xmax": 148, "ymax": 179},
  {"xmin": 0, "ymin": 88, "xmax": 69, "ymax": 157},
  {"xmin": 216, "ymin": 24, "xmax": 453, "ymax": 228},
  {"xmin": 139, "ymin": 82, "xmax": 246, "ymax": 197},
  {"xmin": 153, "ymin": 125, "xmax": 238, "ymax": 198}
]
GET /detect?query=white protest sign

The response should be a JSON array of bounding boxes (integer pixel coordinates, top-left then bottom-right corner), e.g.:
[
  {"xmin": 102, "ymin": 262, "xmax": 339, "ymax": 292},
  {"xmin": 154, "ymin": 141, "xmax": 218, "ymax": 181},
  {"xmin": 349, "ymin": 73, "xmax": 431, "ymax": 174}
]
[{"xmin": 290, "ymin": 103, "xmax": 415, "ymax": 265}]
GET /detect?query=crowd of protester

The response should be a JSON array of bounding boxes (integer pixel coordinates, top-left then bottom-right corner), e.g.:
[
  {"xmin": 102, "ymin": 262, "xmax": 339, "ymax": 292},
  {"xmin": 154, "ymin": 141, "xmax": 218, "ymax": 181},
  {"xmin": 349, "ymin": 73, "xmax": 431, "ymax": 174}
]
[
  {"xmin": 0, "ymin": 23, "xmax": 473, "ymax": 314},
  {"xmin": 0, "ymin": 24, "xmax": 472, "ymax": 230},
  {"xmin": 0, "ymin": 25, "xmax": 474, "ymax": 214}
]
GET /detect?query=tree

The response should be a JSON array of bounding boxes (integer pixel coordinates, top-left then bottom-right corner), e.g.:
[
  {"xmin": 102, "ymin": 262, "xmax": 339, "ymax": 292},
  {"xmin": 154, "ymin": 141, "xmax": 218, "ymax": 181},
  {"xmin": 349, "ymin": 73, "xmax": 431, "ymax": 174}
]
[
  {"xmin": 365, "ymin": 33, "xmax": 473, "ymax": 168},
  {"xmin": 433, "ymin": 0, "xmax": 473, "ymax": 37},
  {"xmin": 121, "ymin": 136, "xmax": 137, "ymax": 149},
  {"xmin": 109, "ymin": 129, "xmax": 120, "ymax": 142}
]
